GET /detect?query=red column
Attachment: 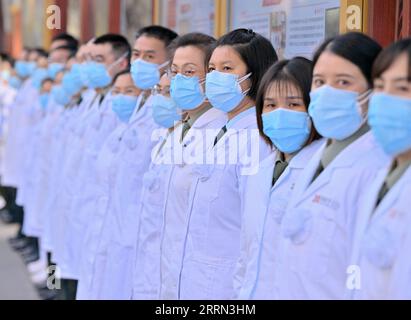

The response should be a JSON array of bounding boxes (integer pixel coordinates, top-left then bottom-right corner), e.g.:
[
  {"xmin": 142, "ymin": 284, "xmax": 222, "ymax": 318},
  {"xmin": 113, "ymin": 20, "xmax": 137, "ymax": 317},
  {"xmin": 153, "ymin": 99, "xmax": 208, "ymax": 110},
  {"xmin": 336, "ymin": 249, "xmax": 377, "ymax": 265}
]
[
  {"xmin": 396, "ymin": 0, "xmax": 411, "ymax": 39},
  {"xmin": 11, "ymin": 7, "xmax": 23, "ymax": 57},
  {"xmin": 51, "ymin": 0, "xmax": 68, "ymax": 37},
  {"xmin": 367, "ymin": 0, "xmax": 397, "ymax": 47},
  {"xmin": 81, "ymin": 0, "xmax": 96, "ymax": 42},
  {"xmin": 108, "ymin": 0, "xmax": 121, "ymax": 33}
]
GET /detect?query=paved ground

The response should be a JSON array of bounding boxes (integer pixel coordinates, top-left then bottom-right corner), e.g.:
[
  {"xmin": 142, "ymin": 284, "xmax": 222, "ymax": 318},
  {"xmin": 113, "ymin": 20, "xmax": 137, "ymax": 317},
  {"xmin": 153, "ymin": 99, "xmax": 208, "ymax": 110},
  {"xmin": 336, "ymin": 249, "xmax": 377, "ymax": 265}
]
[{"xmin": 0, "ymin": 221, "xmax": 39, "ymax": 300}]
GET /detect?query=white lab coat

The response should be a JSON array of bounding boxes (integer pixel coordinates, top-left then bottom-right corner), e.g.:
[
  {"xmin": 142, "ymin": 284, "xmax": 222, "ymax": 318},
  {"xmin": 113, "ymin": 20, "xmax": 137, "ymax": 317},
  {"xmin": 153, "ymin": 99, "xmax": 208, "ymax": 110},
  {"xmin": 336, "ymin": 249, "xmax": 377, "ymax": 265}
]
[
  {"xmin": 2, "ymin": 80, "xmax": 35, "ymax": 187},
  {"xmin": 0, "ymin": 84, "xmax": 17, "ymax": 178},
  {"xmin": 92, "ymin": 97, "xmax": 162, "ymax": 300},
  {"xmin": 131, "ymin": 108, "xmax": 227, "ymax": 300},
  {"xmin": 178, "ymin": 108, "xmax": 273, "ymax": 300},
  {"xmin": 350, "ymin": 164, "xmax": 411, "ymax": 300},
  {"xmin": 16, "ymin": 85, "xmax": 43, "ymax": 207},
  {"xmin": 52, "ymin": 91, "xmax": 109, "ymax": 276},
  {"xmin": 58, "ymin": 92, "xmax": 119, "ymax": 279},
  {"xmin": 73, "ymin": 121, "xmax": 130, "ymax": 297},
  {"xmin": 77, "ymin": 96, "xmax": 152, "ymax": 300},
  {"xmin": 45, "ymin": 90, "xmax": 98, "ymax": 265},
  {"xmin": 131, "ymin": 126, "xmax": 180, "ymax": 300},
  {"xmin": 22, "ymin": 99, "xmax": 61, "ymax": 237},
  {"xmin": 28, "ymin": 101, "xmax": 65, "ymax": 240},
  {"xmin": 41, "ymin": 105, "xmax": 83, "ymax": 252},
  {"xmin": 158, "ymin": 108, "xmax": 227, "ymax": 300},
  {"xmin": 273, "ymin": 132, "xmax": 391, "ymax": 300},
  {"xmin": 234, "ymin": 139, "xmax": 326, "ymax": 300}
]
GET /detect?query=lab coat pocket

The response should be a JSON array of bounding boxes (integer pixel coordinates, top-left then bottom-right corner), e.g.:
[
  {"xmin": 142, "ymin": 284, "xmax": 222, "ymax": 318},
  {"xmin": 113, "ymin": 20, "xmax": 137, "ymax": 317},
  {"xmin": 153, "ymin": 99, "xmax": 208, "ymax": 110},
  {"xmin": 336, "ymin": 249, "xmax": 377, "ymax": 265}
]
[
  {"xmin": 362, "ymin": 224, "xmax": 401, "ymax": 270},
  {"xmin": 281, "ymin": 208, "xmax": 313, "ymax": 245},
  {"xmin": 192, "ymin": 163, "xmax": 214, "ymax": 182}
]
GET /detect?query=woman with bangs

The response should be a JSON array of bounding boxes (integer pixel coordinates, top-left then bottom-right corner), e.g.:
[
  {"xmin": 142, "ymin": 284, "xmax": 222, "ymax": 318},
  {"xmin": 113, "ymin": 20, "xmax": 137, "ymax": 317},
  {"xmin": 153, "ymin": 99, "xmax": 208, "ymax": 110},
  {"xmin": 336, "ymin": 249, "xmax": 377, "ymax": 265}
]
[{"xmin": 234, "ymin": 57, "xmax": 324, "ymax": 300}]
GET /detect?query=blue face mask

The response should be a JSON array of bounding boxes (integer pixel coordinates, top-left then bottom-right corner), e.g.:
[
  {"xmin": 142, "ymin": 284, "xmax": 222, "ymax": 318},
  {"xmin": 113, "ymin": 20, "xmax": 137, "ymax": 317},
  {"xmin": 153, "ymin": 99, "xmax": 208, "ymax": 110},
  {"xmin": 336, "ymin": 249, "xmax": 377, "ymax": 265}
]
[
  {"xmin": 170, "ymin": 74, "xmax": 206, "ymax": 110},
  {"xmin": 32, "ymin": 68, "xmax": 49, "ymax": 90},
  {"xmin": 62, "ymin": 67, "xmax": 83, "ymax": 96},
  {"xmin": 111, "ymin": 94, "xmax": 139, "ymax": 123},
  {"xmin": 262, "ymin": 108, "xmax": 311, "ymax": 154},
  {"xmin": 87, "ymin": 62, "xmax": 112, "ymax": 89},
  {"xmin": 15, "ymin": 61, "xmax": 30, "ymax": 78},
  {"xmin": 151, "ymin": 93, "xmax": 181, "ymax": 128},
  {"xmin": 308, "ymin": 85, "xmax": 371, "ymax": 141},
  {"xmin": 48, "ymin": 63, "xmax": 64, "ymax": 80},
  {"xmin": 368, "ymin": 93, "xmax": 411, "ymax": 157},
  {"xmin": 51, "ymin": 85, "xmax": 72, "ymax": 106},
  {"xmin": 131, "ymin": 59, "xmax": 168, "ymax": 90},
  {"xmin": 205, "ymin": 70, "xmax": 251, "ymax": 113},
  {"xmin": 79, "ymin": 62, "xmax": 92, "ymax": 87},
  {"xmin": 9, "ymin": 76, "xmax": 22, "ymax": 90},
  {"xmin": 26, "ymin": 62, "xmax": 37, "ymax": 77},
  {"xmin": 39, "ymin": 93, "xmax": 50, "ymax": 110}
]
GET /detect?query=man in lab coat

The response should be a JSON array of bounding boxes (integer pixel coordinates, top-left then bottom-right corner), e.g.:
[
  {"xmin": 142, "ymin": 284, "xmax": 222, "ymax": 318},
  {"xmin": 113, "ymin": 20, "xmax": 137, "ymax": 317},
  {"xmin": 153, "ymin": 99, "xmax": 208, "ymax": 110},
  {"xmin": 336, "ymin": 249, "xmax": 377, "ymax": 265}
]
[{"xmin": 51, "ymin": 34, "xmax": 131, "ymax": 300}]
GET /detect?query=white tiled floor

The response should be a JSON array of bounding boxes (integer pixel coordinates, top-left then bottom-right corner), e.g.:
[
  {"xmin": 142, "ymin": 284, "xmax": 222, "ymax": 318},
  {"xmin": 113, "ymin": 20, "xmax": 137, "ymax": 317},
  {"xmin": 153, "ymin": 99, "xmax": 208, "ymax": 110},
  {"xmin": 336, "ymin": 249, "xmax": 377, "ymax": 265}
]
[{"xmin": 0, "ymin": 222, "xmax": 39, "ymax": 300}]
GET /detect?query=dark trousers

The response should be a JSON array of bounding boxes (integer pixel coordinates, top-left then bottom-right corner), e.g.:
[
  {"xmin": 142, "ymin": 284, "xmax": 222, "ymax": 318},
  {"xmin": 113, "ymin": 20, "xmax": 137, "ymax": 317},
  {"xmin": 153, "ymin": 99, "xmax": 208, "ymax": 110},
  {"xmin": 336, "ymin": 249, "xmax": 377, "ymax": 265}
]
[{"xmin": 58, "ymin": 279, "xmax": 78, "ymax": 300}]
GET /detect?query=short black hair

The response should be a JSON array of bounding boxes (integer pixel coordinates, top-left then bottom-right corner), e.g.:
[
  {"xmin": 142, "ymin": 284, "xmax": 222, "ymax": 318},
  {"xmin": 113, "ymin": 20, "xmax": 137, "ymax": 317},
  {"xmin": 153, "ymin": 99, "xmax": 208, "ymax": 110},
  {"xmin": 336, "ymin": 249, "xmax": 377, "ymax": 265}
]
[
  {"xmin": 169, "ymin": 32, "xmax": 216, "ymax": 68},
  {"xmin": 212, "ymin": 28, "xmax": 278, "ymax": 101},
  {"xmin": 94, "ymin": 33, "xmax": 132, "ymax": 63},
  {"xmin": 41, "ymin": 78, "xmax": 54, "ymax": 86},
  {"xmin": 372, "ymin": 38, "xmax": 411, "ymax": 81},
  {"xmin": 112, "ymin": 68, "xmax": 131, "ymax": 85},
  {"xmin": 0, "ymin": 52, "xmax": 14, "ymax": 66},
  {"xmin": 136, "ymin": 25, "xmax": 178, "ymax": 48},
  {"xmin": 312, "ymin": 32, "xmax": 382, "ymax": 87},
  {"xmin": 52, "ymin": 45, "xmax": 77, "ymax": 59},
  {"xmin": 32, "ymin": 48, "xmax": 49, "ymax": 58},
  {"xmin": 256, "ymin": 57, "xmax": 320, "ymax": 147},
  {"xmin": 52, "ymin": 33, "xmax": 79, "ymax": 50}
]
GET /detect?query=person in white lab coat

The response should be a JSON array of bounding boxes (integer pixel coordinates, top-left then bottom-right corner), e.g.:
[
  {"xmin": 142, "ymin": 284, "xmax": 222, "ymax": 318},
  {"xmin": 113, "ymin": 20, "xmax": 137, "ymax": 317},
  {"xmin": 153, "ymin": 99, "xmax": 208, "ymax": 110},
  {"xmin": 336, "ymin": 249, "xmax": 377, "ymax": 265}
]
[
  {"xmin": 177, "ymin": 29, "xmax": 278, "ymax": 300},
  {"xmin": 76, "ymin": 26, "xmax": 178, "ymax": 300},
  {"xmin": 49, "ymin": 34, "xmax": 130, "ymax": 300},
  {"xmin": 272, "ymin": 32, "xmax": 392, "ymax": 300},
  {"xmin": 130, "ymin": 33, "xmax": 227, "ymax": 300},
  {"xmin": 349, "ymin": 38, "xmax": 411, "ymax": 300},
  {"xmin": 234, "ymin": 57, "xmax": 325, "ymax": 300},
  {"xmin": 131, "ymin": 73, "xmax": 182, "ymax": 300},
  {"xmin": 22, "ymin": 45, "xmax": 75, "ymax": 240}
]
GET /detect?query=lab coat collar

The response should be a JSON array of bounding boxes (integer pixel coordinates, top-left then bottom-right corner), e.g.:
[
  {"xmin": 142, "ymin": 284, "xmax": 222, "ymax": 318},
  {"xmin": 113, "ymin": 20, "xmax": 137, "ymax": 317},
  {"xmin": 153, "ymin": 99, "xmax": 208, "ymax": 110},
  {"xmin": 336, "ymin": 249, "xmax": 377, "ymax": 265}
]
[
  {"xmin": 273, "ymin": 139, "xmax": 327, "ymax": 191},
  {"xmin": 226, "ymin": 107, "xmax": 256, "ymax": 130},
  {"xmin": 293, "ymin": 132, "xmax": 389, "ymax": 208},
  {"xmin": 372, "ymin": 165, "xmax": 411, "ymax": 220},
  {"xmin": 129, "ymin": 93, "xmax": 152, "ymax": 124},
  {"xmin": 191, "ymin": 108, "xmax": 227, "ymax": 129},
  {"xmin": 288, "ymin": 138, "xmax": 328, "ymax": 170}
]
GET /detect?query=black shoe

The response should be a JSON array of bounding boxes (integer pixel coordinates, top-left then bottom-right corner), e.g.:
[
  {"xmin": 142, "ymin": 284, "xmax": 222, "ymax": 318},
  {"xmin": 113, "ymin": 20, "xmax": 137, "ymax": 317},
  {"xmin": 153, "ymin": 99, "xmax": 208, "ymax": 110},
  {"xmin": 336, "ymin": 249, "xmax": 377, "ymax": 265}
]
[
  {"xmin": 0, "ymin": 209, "xmax": 16, "ymax": 224},
  {"xmin": 9, "ymin": 238, "xmax": 29, "ymax": 251},
  {"xmin": 19, "ymin": 246, "xmax": 36, "ymax": 257},
  {"xmin": 37, "ymin": 287, "xmax": 58, "ymax": 300},
  {"xmin": 23, "ymin": 252, "xmax": 40, "ymax": 265}
]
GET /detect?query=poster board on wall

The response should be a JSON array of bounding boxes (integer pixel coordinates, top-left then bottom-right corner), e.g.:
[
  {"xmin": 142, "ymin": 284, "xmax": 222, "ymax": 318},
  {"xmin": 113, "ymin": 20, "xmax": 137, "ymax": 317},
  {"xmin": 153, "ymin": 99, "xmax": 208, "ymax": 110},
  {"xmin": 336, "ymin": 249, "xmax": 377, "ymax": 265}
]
[
  {"xmin": 158, "ymin": 0, "xmax": 215, "ymax": 35},
  {"xmin": 230, "ymin": 0, "xmax": 340, "ymax": 59}
]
